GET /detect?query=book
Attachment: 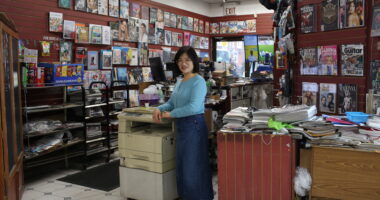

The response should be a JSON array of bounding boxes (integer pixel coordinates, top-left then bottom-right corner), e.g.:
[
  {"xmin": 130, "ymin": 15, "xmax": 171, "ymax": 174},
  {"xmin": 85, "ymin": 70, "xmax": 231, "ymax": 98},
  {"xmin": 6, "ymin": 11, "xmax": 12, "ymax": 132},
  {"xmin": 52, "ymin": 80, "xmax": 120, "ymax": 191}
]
[
  {"xmin": 100, "ymin": 50, "xmax": 112, "ymax": 69},
  {"xmin": 319, "ymin": 83, "xmax": 337, "ymax": 113},
  {"xmin": 128, "ymin": 17, "xmax": 139, "ymax": 42},
  {"xmin": 131, "ymin": 3, "xmax": 141, "ymax": 18},
  {"xmin": 321, "ymin": 0, "xmax": 338, "ymax": 31},
  {"xmin": 170, "ymin": 13, "xmax": 177, "ymax": 28},
  {"xmin": 97, "ymin": 0, "xmax": 108, "ymax": 15},
  {"xmin": 150, "ymin": 8, "xmax": 157, "ymax": 24},
  {"xmin": 344, "ymin": 0, "xmax": 365, "ymax": 28},
  {"xmin": 109, "ymin": 21, "xmax": 119, "ymax": 41},
  {"xmin": 63, "ymin": 20, "xmax": 76, "ymax": 40},
  {"xmin": 118, "ymin": 20, "xmax": 129, "ymax": 41},
  {"xmin": 87, "ymin": 51, "xmax": 98, "ymax": 70},
  {"xmin": 155, "ymin": 22, "xmax": 165, "ymax": 45},
  {"xmin": 108, "ymin": 0, "xmax": 119, "ymax": 17},
  {"xmin": 211, "ymin": 22, "xmax": 219, "ymax": 34},
  {"xmin": 184, "ymin": 32, "xmax": 190, "ymax": 46},
  {"xmin": 318, "ymin": 45, "xmax": 338, "ymax": 75},
  {"xmin": 138, "ymin": 43, "xmax": 149, "ymax": 66},
  {"xmin": 89, "ymin": 24, "xmax": 102, "ymax": 44},
  {"xmin": 341, "ymin": 44, "xmax": 364, "ymax": 76},
  {"xmin": 76, "ymin": 23, "xmax": 89, "ymax": 43},
  {"xmin": 370, "ymin": 60, "xmax": 380, "ymax": 94},
  {"xmin": 157, "ymin": 9, "xmax": 164, "ymax": 22},
  {"xmin": 338, "ymin": 84, "xmax": 357, "ymax": 114},
  {"xmin": 142, "ymin": 67, "xmax": 153, "ymax": 82},
  {"xmin": 300, "ymin": 47, "xmax": 318, "ymax": 75},
  {"xmin": 165, "ymin": 30, "xmax": 172, "ymax": 46},
  {"xmin": 193, "ymin": 18, "xmax": 199, "ymax": 32},
  {"xmin": 188, "ymin": 17, "xmax": 193, "ymax": 31},
  {"xmin": 75, "ymin": 47, "xmax": 87, "ymax": 65},
  {"xmin": 75, "ymin": 0, "xmax": 87, "ymax": 11},
  {"xmin": 199, "ymin": 20, "xmax": 204, "ymax": 33},
  {"xmin": 112, "ymin": 46, "xmax": 122, "ymax": 64},
  {"xmin": 372, "ymin": 6, "xmax": 380, "ymax": 36},
  {"xmin": 300, "ymin": 4, "xmax": 316, "ymax": 33},
  {"xmin": 119, "ymin": 0, "xmax": 129, "ymax": 19},
  {"xmin": 59, "ymin": 0, "xmax": 71, "ymax": 9},
  {"xmin": 302, "ymin": 82, "xmax": 318, "ymax": 106},
  {"xmin": 205, "ymin": 21, "xmax": 210, "ymax": 34},
  {"xmin": 59, "ymin": 41, "xmax": 72, "ymax": 62},
  {"xmin": 164, "ymin": 12, "xmax": 171, "ymax": 27},
  {"xmin": 246, "ymin": 19, "xmax": 256, "ymax": 32},
  {"xmin": 177, "ymin": 15, "xmax": 183, "ymax": 29},
  {"xmin": 141, "ymin": 6, "xmax": 150, "ymax": 20},
  {"xmin": 87, "ymin": 0, "xmax": 98, "ymax": 13},
  {"xmin": 49, "ymin": 12, "xmax": 63, "ymax": 32},
  {"xmin": 139, "ymin": 19, "xmax": 149, "ymax": 43},
  {"xmin": 102, "ymin": 26, "xmax": 111, "ymax": 45}
]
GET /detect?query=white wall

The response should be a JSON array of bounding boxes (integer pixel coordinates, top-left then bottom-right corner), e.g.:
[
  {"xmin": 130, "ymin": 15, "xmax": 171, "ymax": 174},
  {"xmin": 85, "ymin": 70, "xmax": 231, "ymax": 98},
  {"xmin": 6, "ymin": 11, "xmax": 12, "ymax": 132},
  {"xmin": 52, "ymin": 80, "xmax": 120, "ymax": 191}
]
[
  {"xmin": 151, "ymin": 0, "xmax": 211, "ymax": 16},
  {"xmin": 209, "ymin": 1, "xmax": 274, "ymax": 17}
]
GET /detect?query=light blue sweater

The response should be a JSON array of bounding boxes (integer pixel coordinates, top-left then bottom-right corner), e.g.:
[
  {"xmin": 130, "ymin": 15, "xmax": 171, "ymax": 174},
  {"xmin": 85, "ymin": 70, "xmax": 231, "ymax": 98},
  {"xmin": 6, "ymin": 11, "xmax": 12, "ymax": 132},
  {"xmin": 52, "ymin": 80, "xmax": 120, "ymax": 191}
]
[{"xmin": 158, "ymin": 75, "xmax": 206, "ymax": 118}]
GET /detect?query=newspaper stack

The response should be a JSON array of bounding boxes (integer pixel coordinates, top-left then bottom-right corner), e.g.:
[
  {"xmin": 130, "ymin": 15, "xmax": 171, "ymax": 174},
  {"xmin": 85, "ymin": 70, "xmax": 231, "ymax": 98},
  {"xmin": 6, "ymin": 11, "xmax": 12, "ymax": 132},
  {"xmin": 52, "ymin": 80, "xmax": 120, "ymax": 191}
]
[{"xmin": 251, "ymin": 104, "xmax": 317, "ymax": 123}]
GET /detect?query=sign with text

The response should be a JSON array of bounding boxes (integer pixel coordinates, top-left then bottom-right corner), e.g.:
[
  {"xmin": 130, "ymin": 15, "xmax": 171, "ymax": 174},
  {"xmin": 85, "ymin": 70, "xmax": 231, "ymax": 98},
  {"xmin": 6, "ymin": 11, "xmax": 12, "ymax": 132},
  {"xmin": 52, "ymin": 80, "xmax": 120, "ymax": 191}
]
[{"xmin": 224, "ymin": 7, "xmax": 236, "ymax": 16}]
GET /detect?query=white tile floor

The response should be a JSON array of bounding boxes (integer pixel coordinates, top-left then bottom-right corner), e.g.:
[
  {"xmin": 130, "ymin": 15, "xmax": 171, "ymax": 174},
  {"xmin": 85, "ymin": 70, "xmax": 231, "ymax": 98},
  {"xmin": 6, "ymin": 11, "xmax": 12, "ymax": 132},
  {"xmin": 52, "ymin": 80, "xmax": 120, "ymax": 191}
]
[{"xmin": 22, "ymin": 164, "xmax": 218, "ymax": 200}]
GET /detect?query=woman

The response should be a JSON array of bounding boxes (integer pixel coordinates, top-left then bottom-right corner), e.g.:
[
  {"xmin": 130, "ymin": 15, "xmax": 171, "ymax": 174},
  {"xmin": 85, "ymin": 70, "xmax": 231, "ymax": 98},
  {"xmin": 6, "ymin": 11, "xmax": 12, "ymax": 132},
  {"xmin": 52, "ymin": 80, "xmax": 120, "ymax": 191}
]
[{"xmin": 152, "ymin": 46, "xmax": 214, "ymax": 200}]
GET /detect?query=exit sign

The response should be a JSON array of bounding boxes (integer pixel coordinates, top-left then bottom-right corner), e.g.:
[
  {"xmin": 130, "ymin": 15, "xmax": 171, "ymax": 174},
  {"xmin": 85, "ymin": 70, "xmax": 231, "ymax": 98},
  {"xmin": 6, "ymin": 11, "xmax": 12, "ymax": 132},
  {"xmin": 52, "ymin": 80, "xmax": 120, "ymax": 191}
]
[{"xmin": 224, "ymin": 7, "xmax": 236, "ymax": 16}]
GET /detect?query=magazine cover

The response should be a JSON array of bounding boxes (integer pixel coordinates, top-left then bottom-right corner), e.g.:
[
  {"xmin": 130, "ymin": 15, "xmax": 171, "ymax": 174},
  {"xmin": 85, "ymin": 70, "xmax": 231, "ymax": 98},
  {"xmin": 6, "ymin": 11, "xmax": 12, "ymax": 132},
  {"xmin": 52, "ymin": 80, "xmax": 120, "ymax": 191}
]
[
  {"xmin": 164, "ymin": 12, "xmax": 171, "ymax": 27},
  {"xmin": 205, "ymin": 21, "xmax": 210, "ymax": 34},
  {"xmin": 119, "ymin": 0, "xmax": 129, "ymax": 19},
  {"xmin": 157, "ymin": 9, "xmax": 164, "ymax": 22},
  {"xmin": 141, "ymin": 6, "xmax": 149, "ymax": 20},
  {"xmin": 172, "ymin": 32, "xmax": 182, "ymax": 47},
  {"xmin": 112, "ymin": 46, "xmax": 122, "ymax": 64},
  {"xmin": 139, "ymin": 19, "xmax": 149, "ymax": 43},
  {"xmin": 109, "ymin": 21, "xmax": 119, "ymax": 41},
  {"xmin": 338, "ymin": 0, "xmax": 346, "ymax": 28},
  {"xmin": 59, "ymin": 0, "xmax": 71, "ymax": 9},
  {"xmin": 200, "ymin": 37, "xmax": 209, "ymax": 49},
  {"xmin": 228, "ymin": 21, "xmax": 238, "ymax": 33},
  {"xmin": 341, "ymin": 44, "xmax": 364, "ymax": 76},
  {"xmin": 148, "ymin": 48, "xmax": 163, "ymax": 59},
  {"xmin": 318, "ymin": 45, "xmax": 338, "ymax": 75},
  {"xmin": 165, "ymin": 30, "xmax": 172, "ymax": 46},
  {"xmin": 131, "ymin": 3, "xmax": 141, "ymax": 18},
  {"xmin": 89, "ymin": 24, "xmax": 102, "ymax": 44},
  {"xmin": 138, "ymin": 43, "xmax": 149, "ymax": 66},
  {"xmin": 148, "ymin": 25, "xmax": 156, "ymax": 44},
  {"xmin": 127, "ymin": 69, "xmax": 137, "ymax": 85},
  {"xmin": 155, "ymin": 22, "xmax": 165, "ymax": 45},
  {"xmin": 182, "ymin": 16, "xmax": 188, "ymax": 30},
  {"xmin": 76, "ymin": 23, "xmax": 89, "ymax": 43},
  {"xmin": 142, "ymin": 67, "xmax": 153, "ymax": 82},
  {"xmin": 193, "ymin": 18, "xmax": 199, "ymax": 32},
  {"xmin": 210, "ymin": 22, "xmax": 220, "ymax": 34},
  {"xmin": 49, "ymin": 12, "xmax": 63, "ymax": 32},
  {"xmin": 258, "ymin": 35, "xmax": 274, "ymax": 64},
  {"xmin": 108, "ymin": 0, "xmax": 119, "ymax": 17},
  {"xmin": 150, "ymin": 8, "xmax": 157, "ymax": 24},
  {"xmin": 177, "ymin": 15, "xmax": 183, "ymax": 29},
  {"xmin": 118, "ymin": 20, "xmax": 129, "ymax": 41},
  {"xmin": 302, "ymin": 82, "xmax": 318, "ymax": 106},
  {"xmin": 121, "ymin": 47, "xmax": 129, "ymax": 64},
  {"xmin": 87, "ymin": 0, "xmax": 98, "ymax": 13},
  {"xmin": 63, "ymin": 20, "xmax": 76, "ymax": 40},
  {"xmin": 128, "ymin": 48, "xmax": 139, "ymax": 66},
  {"xmin": 129, "ymin": 90, "xmax": 140, "ymax": 106},
  {"xmin": 132, "ymin": 68, "xmax": 143, "ymax": 83},
  {"xmin": 373, "ymin": 94, "xmax": 380, "ymax": 114},
  {"xmin": 162, "ymin": 47, "xmax": 172, "ymax": 63},
  {"xmin": 370, "ymin": 60, "xmax": 380, "ymax": 94},
  {"xmin": 75, "ymin": 0, "xmax": 87, "ymax": 11},
  {"xmin": 97, "ymin": 0, "xmax": 108, "ymax": 15},
  {"xmin": 188, "ymin": 17, "xmax": 193, "ymax": 31},
  {"xmin": 100, "ymin": 50, "xmax": 112, "ymax": 69},
  {"xmin": 300, "ymin": 47, "xmax": 318, "ymax": 75},
  {"xmin": 102, "ymin": 26, "xmax": 111, "ymax": 45},
  {"xmin": 300, "ymin": 4, "xmax": 316, "ymax": 33},
  {"xmin": 236, "ymin": 21, "xmax": 247, "ymax": 33},
  {"xmin": 170, "ymin": 13, "xmax": 177, "ymax": 28},
  {"xmin": 59, "ymin": 41, "xmax": 72, "ymax": 62},
  {"xmin": 321, "ymin": 0, "xmax": 338, "ymax": 31},
  {"xmin": 199, "ymin": 20, "xmax": 204, "ymax": 33},
  {"xmin": 128, "ymin": 17, "xmax": 139, "ymax": 42},
  {"xmin": 75, "ymin": 47, "xmax": 87, "ymax": 65},
  {"xmin": 338, "ymin": 84, "xmax": 357, "ymax": 114},
  {"xmin": 87, "ymin": 51, "xmax": 98, "ymax": 70},
  {"xmin": 116, "ymin": 67, "xmax": 128, "ymax": 82},
  {"xmin": 371, "ymin": 6, "xmax": 380, "ymax": 36},
  {"xmin": 183, "ymin": 32, "xmax": 190, "ymax": 46},
  {"xmin": 319, "ymin": 83, "xmax": 337, "ymax": 113},
  {"xmin": 246, "ymin": 19, "xmax": 256, "ymax": 32},
  {"xmin": 344, "ymin": 0, "xmax": 364, "ymax": 28},
  {"xmin": 190, "ymin": 35, "xmax": 197, "ymax": 48}
]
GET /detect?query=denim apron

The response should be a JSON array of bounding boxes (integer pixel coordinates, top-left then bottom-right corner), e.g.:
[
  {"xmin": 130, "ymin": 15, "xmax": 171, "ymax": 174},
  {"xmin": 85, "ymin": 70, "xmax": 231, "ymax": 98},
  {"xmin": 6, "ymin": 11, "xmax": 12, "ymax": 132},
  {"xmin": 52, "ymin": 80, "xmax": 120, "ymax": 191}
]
[{"xmin": 175, "ymin": 114, "xmax": 214, "ymax": 200}]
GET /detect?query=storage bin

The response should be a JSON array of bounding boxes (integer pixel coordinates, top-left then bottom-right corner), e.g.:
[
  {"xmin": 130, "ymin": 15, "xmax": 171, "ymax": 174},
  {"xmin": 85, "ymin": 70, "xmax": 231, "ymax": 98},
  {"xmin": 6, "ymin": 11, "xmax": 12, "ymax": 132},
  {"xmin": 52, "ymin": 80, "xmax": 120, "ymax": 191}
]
[{"xmin": 346, "ymin": 112, "xmax": 369, "ymax": 123}]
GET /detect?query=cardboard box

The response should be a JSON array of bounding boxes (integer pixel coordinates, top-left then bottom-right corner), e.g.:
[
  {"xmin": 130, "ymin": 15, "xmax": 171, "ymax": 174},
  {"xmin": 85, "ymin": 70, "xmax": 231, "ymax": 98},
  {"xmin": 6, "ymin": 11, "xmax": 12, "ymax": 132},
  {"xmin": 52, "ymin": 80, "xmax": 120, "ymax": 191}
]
[{"xmin": 39, "ymin": 63, "xmax": 84, "ymax": 85}]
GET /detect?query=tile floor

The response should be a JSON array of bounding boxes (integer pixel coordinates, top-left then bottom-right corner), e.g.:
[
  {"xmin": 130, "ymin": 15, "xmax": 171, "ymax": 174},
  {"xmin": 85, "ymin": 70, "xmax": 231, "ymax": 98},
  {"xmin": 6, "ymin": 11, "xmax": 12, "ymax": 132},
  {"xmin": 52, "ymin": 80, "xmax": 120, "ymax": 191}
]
[{"xmin": 22, "ymin": 161, "xmax": 218, "ymax": 200}]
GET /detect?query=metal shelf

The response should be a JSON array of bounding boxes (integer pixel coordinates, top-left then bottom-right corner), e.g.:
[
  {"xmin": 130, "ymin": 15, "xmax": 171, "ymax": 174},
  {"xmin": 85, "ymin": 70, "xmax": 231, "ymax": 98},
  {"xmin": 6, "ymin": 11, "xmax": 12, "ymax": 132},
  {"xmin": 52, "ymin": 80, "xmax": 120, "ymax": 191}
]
[
  {"xmin": 86, "ymin": 147, "xmax": 109, "ymax": 156},
  {"xmin": 109, "ymin": 100, "xmax": 125, "ymax": 105},
  {"xmin": 24, "ymin": 151, "xmax": 84, "ymax": 169},
  {"xmin": 23, "ymin": 83, "xmax": 83, "ymax": 90},
  {"xmin": 24, "ymin": 139, "xmax": 84, "ymax": 161},
  {"xmin": 86, "ymin": 137, "xmax": 107, "ymax": 144},
  {"xmin": 24, "ymin": 103, "xmax": 83, "ymax": 114},
  {"xmin": 85, "ymin": 103, "xmax": 107, "ymax": 108},
  {"xmin": 24, "ymin": 125, "xmax": 84, "ymax": 138},
  {"xmin": 109, "ymin": 111, "xmax": 122, "ymax": 116}
]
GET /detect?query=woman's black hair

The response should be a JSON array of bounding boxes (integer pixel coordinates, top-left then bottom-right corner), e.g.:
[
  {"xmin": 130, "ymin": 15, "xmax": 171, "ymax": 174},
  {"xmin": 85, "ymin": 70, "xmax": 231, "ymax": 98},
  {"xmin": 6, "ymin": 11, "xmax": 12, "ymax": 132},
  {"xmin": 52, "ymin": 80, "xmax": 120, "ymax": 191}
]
[{"xmin": 174, "ymin": 46, "xmax": 199, "ymax": 73}]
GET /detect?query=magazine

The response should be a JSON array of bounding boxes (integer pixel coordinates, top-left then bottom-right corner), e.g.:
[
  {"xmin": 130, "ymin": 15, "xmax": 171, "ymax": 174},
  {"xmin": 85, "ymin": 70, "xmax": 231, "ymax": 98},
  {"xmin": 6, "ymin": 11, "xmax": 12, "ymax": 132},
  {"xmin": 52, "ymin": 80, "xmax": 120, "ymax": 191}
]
[
  {"xmin": 188, "ymin": 17, "xmax": 193, "ymax": 31},
  {"xmin": 129, "ymin": 90, "xmax": 140, "ymax": 107},
  {"xmin": 139, "ymin": 19, "xmax": 149, "ymax": 43},
  {"xmin": 246, "ymin": 19, "xmax": 256, "ymax": 32},
  {"xmin": 118, "ymin": 20, "xmax": 129, "ymax": 41},
  {"xmin": 75, "ymin": 0, "xmax": 86, "ymax": 11},
  {"xmin": 228, "ymin": 21, "xmax": 238, "ymax": 33},
  {"xmin": 344, "ymin": 0, "xmax": 364, "ymax": 28},
  {"xmin": 300, "ymin": 4, "xmax": 316, "ymax": 33},
  {"xmin": 76, "ymin": 23, "xmax": 89, "ymax": 43},
  {"xmin": 148, "ymin": 25, "xmax": 156, "ymax": 44},
  {"xmin": 220, "ymin": 22, "xmax": 228, "ymax": 34},
  {"xmin": 142, "ymin": 67, "xmax": 153, "ymax": 82},
  {"xmin": 116, "ymin": 67, "xmax": 128, "ymax": 82},
  {"xmin": 182, "ymin": 16, "xmax": 188, "ymax": 30},
  {"xmin": 138, "ymin": 43, "xmax": 149, "ymax": 66},
  {"xmin": 318, "ymin": 45, "xmax": 338, "ymax": 75},
  {"xmin": 300, "ymin": 47, "xmax": 318, "ymax": 75},
  {"xmin": 193, "ymin": 18, "xmax": 199, "ymax": 32},
  {"xmin": 302, "ymin": 82, "xmax": 318, "ymax": 106},
  {"xmin": 162, "ymin": 47, "xmax": 172, "ymax": 63},
  {"xmin": 59, "ymin": 0, "xmax": 71, "ymax": 9},
  {"xmin": 165, "ymin": 30, "xmax": 172, "ymax": 46},
  {"xmin": 321, "ymin": 0, "xmax": 338, "ymax": 31},
  {"xmin": 102, "ymin": 26, "xmax": 111, "ymax": 45},
  {"xmin": 63, "ymin": 20, "xmax": 76, "ymax": 40},
  {"xmin": 164, "ymin": 12, "xmax": 171, "ymax": 27},
  {"xmin": 319, "ymin": 83, "xmax": 337, "ymax": 113},
  {"xmin": 99, "ymin": 50, "xmax": 112, "ymax": 70},
  {"xmin": 131, "ymin": 3, "xmax": 141, "ymax": 18},
  {"xmin": 177, "ymin": 15, "xmax": 183, "ymax": 29},
  {"xmin": 132, "ymin": 68, "xmax": 143, "ymax": 83},
  {"xmin": 127, "ymin": 69, "xmax": 137, "ymax": 85},
  {"xmin": 183, "ymin": 32, "xmax": 190, "ymax": 46},
  {"xmin": 128, "ymin": 17, "xmax": 139, "ymax": 42},
  {"xmin": 141, "ymin": 6, "xmax": 149, "ymax": 20},
  {"xmin": 155, "ymin": 22, "xmax": 165, "ymax": 45},
  {"xmin": 341, "ymin": 44, "xmax": 364, "ymax": 76},
  {"xmin": 97, "ymin": 0, "xmax": 108, "ymax": 15},
  {"xmin": 121, "ymin": 47, "xmax": 129, "ymax": 64},
  {"xmin": 338, "ymin": 84, "xmax": 357, "ymax": 114},
  {"xmin": 112, "ymin": 46, "xmax": 122, "ymax": 64},
  {"xmin": 49, "ymin": 12, "xmax": 63, "ymax": 32},
  {"xmin": 370, "ymin": 60, "xmax": 380, "ymax": 94},
  {"xmin": 211, "ymin": 22, "xmax": 220, "ymax": 34},
  {"xmin": 205, "ymin": 22, "xmax": 210, "ymax": 34},
  {"xmin": 237, "ymin": 21, "xmax": 247, "ymax": 33},
  {"xmin": 170, "ymin": 13, "xmax": 177, "ymax": 28},
  {"xmin": 119, "ymin": 0, "xmax": 129, "ymax": 19},
  {"xmin": 128, "ymin": 48, "xmax": 139, "ymax": 66},
  {"xmin": 75, "ymin": 47, "xmax": 88, "ymax": 65},
  {"xmin": 371, "ymin": 6, "xmax": 380, "ymax": 36},
  {"xmin": 108, "ymin": 0, "xmax": 119, "ymax": 17},
  {"xmin": 157, "ymin": 9, "xmax": 164, "ymax": 22},
  {"xmin": 60, "ymin": 41, "xmax": 72, "ymax": 62},
  {"xmin": 89, "ymin": 24, "xmax": 102, "ymax": 44},
  {"xmin": 87, "ymin": 0, "xmax": 98, "ymax": 13},
  {"xmin": 171, "ymin": 32, "xmax": 181, "ymax": 47},
  {"xmin": 109, "ymin": 21, "xmax": 119, "ymax": 41},
  {"xmin": 150, "ymin": 8, "xmax": 157, "ymax": 24},
  {"xmin": 199, "ymin": 20, "xmax": 204, "ymax": 33},
  {"xmin": 87, "ymin": 51, "xmax": 98, "ymax": 70}
]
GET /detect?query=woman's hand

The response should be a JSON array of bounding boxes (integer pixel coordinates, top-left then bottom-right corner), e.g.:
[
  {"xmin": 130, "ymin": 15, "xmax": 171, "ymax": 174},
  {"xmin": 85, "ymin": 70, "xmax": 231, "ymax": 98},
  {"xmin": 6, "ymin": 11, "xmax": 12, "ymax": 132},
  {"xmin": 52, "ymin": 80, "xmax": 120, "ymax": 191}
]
[
  {"xmin": 152, "ymin": 109, "xmax": 162, "ymax": 123},
  {"xmin": 162, "ymin": 111, "xmax": 171, "ymax": 119}
]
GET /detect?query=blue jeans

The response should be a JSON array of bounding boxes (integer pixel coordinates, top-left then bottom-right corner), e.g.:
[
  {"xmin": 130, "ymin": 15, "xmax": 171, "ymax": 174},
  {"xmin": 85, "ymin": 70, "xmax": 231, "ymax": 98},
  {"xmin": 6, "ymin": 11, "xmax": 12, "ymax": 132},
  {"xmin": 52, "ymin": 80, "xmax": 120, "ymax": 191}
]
[{"xmin": 175, "ymin": 114, "xmax": 214, "ymax": 200}]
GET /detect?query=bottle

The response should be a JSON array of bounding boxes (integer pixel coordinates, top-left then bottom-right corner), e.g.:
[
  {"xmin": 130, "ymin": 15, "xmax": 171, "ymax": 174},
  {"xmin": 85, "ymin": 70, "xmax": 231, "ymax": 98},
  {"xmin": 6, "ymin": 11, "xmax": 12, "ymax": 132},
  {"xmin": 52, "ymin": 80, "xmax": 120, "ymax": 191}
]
[{"xmin": 157, "ymin": 84, "xmax": 165, "ymax": 103}]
